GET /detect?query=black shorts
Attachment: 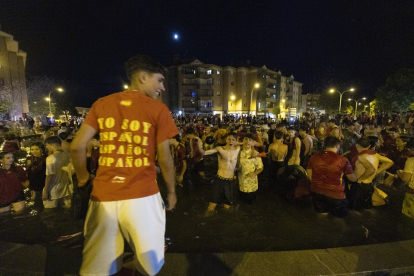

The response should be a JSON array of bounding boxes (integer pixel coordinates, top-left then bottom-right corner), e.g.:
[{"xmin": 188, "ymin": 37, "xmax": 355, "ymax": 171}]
[
  {"xmin": 0, "ymin": 191, "xmax": 25, "ymax": 208},
  {"xmin": 312, "ymin": 192, "xmax": 348, "ymax": 218},
  {"xmin": 193, "ymin": 159, "xmax": 205, "ymax": 173},
  {"xmin": 211, "ymin": 176, "xmax": 234, "ymax": 206}
]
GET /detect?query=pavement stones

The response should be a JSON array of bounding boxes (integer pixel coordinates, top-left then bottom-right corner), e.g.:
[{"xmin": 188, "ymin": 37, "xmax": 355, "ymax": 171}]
[{"xmin": 2, "ymin": 240, "xmax": 414, "ymax": 276}]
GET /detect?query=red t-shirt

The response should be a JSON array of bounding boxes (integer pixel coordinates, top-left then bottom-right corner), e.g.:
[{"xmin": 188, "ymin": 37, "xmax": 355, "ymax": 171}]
[
  {"xmin": 0, "ymin": 166, "xmax": 27, "ymax": 205},
  {"xmin": 83, "ymin": 91, "xmax": 178, "ymax": 202},
  {"xmin": 307, "ymin": 151, "xmax": 353, "ymax": 199}
]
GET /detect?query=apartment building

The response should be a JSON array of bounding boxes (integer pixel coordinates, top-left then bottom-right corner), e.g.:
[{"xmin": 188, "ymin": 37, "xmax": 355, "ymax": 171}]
[
  {"xmin": 167, "ymin": 59, "xmax": 303, "ymax": 118},
  {"xmin": 0, "ymin": 31, "xmax": 29, "ymax": 119}
]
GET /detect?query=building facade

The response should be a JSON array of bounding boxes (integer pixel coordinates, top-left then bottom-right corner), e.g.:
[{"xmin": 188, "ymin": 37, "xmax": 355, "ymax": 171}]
[
  {"xmin": 166, "ymin": 60, "xmax": 303, "ymax": 119},
  {"xmin": 0, "ymin": 31, "xmax": 28, "ymax": 119}
]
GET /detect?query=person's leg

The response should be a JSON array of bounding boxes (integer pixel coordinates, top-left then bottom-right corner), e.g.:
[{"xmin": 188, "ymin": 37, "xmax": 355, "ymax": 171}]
[
  {"xmin": 80, "ymin": 201, "xmax": 124, "ymax": 276},
  {"xmin": 312, "ymin": 193, "xmax": 329, "ymax": 215},
  {"xmin": 43, "ymin": 199, "xmax": 58, "ymax": 209},
  {"xmin": 329, "ymin": 197, "xmax": 349, "ymax": 218},
  {"xmin": 402, "ymin": 193, "xmax": 414, "ymax": 219},
  {"xmin": 120, "ymin": 194, "xmax": 166, "ymax": 276}
]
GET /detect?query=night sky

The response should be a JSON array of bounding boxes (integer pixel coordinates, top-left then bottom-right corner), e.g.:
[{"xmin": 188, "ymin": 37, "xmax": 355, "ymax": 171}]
[{"xmin": 1, "ymin": 0, "xmax": 413, "ymax": 107}]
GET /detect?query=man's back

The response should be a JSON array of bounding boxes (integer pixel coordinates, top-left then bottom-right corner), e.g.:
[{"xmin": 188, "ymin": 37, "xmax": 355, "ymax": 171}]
[
  {"xmin": 46, "ymin": 150, "xmax": 72, "ymax": 199},
  {"xmin": 308, "ymin": 151, "xmax": 353, "ymax": 199},
  {"xmin": 83, "ymin": 91, "xmax": 178, "ymax": 202}
]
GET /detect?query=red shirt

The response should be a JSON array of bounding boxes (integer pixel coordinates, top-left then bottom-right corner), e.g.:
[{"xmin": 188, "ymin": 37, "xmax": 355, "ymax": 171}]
[
  {"xmin": 0, "ymin": 166, "xmax": 27, "ymax": 205},
  {"xmin": 83, "ymin": 91, "xmax": 178, "ymax": 202},
  {"xmin": 307, "ymin": 151, "xmax": 353, "ymax": 199}
]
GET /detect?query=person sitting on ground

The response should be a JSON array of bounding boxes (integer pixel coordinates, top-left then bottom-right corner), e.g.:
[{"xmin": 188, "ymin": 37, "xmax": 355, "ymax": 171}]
[
  {"xmin": 299, "ymin": 126, "xmax": 313, "ymax": 169},
  {"xmin": 237, "ymin": 134, "xmax": 263, "ymax": 204},
  {"xmin": 268, "ymin": 131, "xmax": 288, "ymax": 191},
  {"xmin": 0, "ymin": 150, "xmax": 29, "ymax": 213},
  {"xmin": 396, "ymin": 138, "xmax": 414, "ymax": 219},
  {"xmin": 307, "ymin": 136, "xmax": 357, "ymax": 218},
  {"xmin": 43, "ymin": 136, "xmax": 74, "ymax": 209},
  {"xmin": 349, "ymin": 138, "xmax": 394, "ymax": 209},
  {"xmin": 203, "ymin": 132, "xmax": 241, "ymax": 217}
]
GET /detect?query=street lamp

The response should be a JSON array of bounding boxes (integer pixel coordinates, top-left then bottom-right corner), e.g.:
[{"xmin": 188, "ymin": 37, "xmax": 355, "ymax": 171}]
[
  {"xmin": 329, "ymin": 88, "xmax": 355, "ymax": 113},
  {"xmin": 348, "ymin": 97, "xmax": 366, "ymax": 118},
  {"xmin": 124, "ymin": 85, "xmax": 129, "ymax": 89},
  {"xmin": 251, "ymin": 83, "xmax": 259, "ymax": 115},
  {"xmin": 48, "ymin": 88, "xmax": 64, "ymax": 117}
]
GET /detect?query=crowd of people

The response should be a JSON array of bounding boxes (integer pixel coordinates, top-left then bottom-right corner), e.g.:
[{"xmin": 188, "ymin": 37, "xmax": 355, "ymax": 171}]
[
  {"xmin": 168, "ymin": 110, "xmax": 414, "ymax": 220},
  {"xmin": 1, "ymin": 54, "xmax": 414, "ymax": 275}
]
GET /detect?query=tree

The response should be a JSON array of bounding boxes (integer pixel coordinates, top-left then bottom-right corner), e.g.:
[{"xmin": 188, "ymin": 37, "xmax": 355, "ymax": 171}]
[
  {"xmin": 374, "ymin": 68, "xmax": 414, "ymax": 113},
  {"xmin": 272, "ymin": 106, "xmax": 280, "ymax": 116},
  {"xmin": 26, "ymin": 76, "xmax": 79, "ymax": 118}
]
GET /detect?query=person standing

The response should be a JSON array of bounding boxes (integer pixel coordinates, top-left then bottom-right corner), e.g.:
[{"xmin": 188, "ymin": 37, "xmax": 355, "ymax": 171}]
[
  {"xmin": 237, "ymin": 134, "xmax": 263, "ymax": 204},
  {"xmin": 43, "ymin": 136, "xmax": 74, "ymax": 209},
  {"xmin": 71, "ymin": 55, "xmax": 178, "ymax": 276},
  {"xmin": 26, "ymin": 142, "xmax": 47, "ymax": 211}
]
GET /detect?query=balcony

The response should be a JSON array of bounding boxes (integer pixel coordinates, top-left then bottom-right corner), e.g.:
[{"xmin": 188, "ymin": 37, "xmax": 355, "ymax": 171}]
[
  {"xmin": 266, "ymin": 87, "xmax": 276, "ymax": 93},
  {"xmin": 266, "ymin": 78, "xmax": 276, "ymax": 84},
  {"xmin": 200, "ymin": 84, "xmax": 213, "ymax": 89},
  {"xmin": 200, "ymin": 107, "xmax": 213, "ymax": 112},
  {"xmin": 182, "ymin": 107, "xmax": 196, "ymax": 111}
]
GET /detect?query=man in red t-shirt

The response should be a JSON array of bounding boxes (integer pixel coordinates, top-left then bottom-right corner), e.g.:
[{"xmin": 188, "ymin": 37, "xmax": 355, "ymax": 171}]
[
  {"xmin": 307, "ymin": 136, "xmax": 357, "ymax": 217},
  {"xmin": 71, "ymin": 55, "xmax": 178, "ymax": 276}
]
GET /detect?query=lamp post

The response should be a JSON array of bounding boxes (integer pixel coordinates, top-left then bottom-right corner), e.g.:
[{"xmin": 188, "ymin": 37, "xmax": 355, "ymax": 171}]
[
  {"xmin": 329, "ymin": 88, "xmax": 355, "ymax": 113},
  {"xmin": 364, "ymin": 105, "xmax": 368, "ymax": 112},
  {"xmin": 348, "ymin": 97, "xmax": 366, "ymax": 119},
  {"xmin": 250, "ymin": 83, "xmax": 259, "ymax": 115},
  {"xmin": 47, "ymin": 88, "xmax": 64, "ymax": 117}
]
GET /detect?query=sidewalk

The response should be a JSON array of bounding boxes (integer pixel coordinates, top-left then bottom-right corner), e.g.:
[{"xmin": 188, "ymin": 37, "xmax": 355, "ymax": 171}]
[{"xmin": 2, "ymin": 240, "xmax": 414, "ymax": 276}]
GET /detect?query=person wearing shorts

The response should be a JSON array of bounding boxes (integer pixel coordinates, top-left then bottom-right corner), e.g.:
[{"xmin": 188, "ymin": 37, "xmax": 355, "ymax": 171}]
[
  {"xmin": 307, "ymin": 137, "xmax": 357, "ymax": 218},
  {"xmin": 71, "ymin": 55, "xmax": 178, "ymax": 276},
  {"xmin": 211, "ymin": 175, "xmax": 234, "ymax": 206},
  {"xmin": 203, "ymin": 132, "xmax": 241, "ymax": 217}
]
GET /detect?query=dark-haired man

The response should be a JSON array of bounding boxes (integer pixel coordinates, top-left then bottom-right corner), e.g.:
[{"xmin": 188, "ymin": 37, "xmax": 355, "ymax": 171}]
[
  {"xmin": 299, "ymin": 127, "xmax": 313, "ymax": 168},
  {"xmin": 203, "ymin": 132, "xmax": 241, "ymax": 216},
  {"xmin": 307, "ymin": 137, "xmax": 357, "ymax": 217},
  {"xmin": 71, "ymin": 55, "xmax": 178, "ymax": 276},
  {"xmin": 43, "ymin": 136, "xmax": 73, "ymax": 209},
  {"xmin": 326, "ymin": 119, "xmax": 342, "ymax": 139},
  {"xmin": 169, "ymin": 134, "xmax": 187, "ymax": 186}
]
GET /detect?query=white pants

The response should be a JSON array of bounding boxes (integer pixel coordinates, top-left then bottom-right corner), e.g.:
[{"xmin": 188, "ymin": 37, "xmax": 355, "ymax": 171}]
[
  {"xmin": 80, "ymin": 193, "xmax": 166, "ymax": 276},
  {"xmin": 43, "ymin": 195, "xmax": 71, "ymax": 208}
]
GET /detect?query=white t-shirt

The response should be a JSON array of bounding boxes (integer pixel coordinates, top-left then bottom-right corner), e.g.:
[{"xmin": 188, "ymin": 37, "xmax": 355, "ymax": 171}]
[{"xmin": 46, "ymin": 150, "xmax": 74, "ymax": 199}]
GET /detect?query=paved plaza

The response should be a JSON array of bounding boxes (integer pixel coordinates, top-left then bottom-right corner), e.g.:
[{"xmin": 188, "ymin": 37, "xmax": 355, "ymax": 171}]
[{"xmin": 1, "ymin": 155, "xmax": 414, "ymax": 275}]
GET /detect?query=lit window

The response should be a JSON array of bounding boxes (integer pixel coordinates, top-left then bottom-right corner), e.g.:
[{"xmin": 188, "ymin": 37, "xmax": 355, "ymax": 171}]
[
  {"xmin": 244, "ymin": 71, "xmax": 247, "ymax": 76},
  {"xmin": 258, "ymin": 103, "xmax": 261, "ymax": 109},
  {"xmin": 207, "ymin": 70, "xmax": 212, "ymax": 75},
  {"xmin": 230, "ymin": 70, "xmax": 234, "ymax": 75},
  {"xmin": 192, "ymin": 92, "xmax": 195, "ymax": 97},
  {"xmin": 217, "ymin": 91, "xmax": 221, "ymax": 96},
  {"xmin": 217, "ymin": 70, "xmax": 220, "ymax": 74}
]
